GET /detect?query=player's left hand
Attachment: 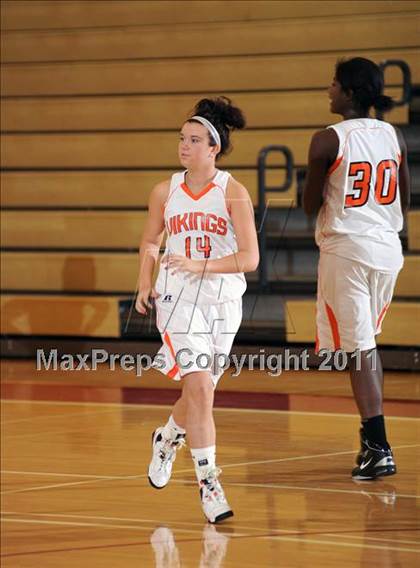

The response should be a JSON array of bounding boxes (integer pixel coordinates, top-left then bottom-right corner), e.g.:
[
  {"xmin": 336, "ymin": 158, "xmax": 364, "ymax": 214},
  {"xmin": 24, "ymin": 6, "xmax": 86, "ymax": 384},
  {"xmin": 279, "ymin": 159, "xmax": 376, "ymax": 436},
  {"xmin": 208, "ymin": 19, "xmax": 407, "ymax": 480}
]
[{"xmin": 161, "ymin": 254, "xmax": 205, "ymax": 275}]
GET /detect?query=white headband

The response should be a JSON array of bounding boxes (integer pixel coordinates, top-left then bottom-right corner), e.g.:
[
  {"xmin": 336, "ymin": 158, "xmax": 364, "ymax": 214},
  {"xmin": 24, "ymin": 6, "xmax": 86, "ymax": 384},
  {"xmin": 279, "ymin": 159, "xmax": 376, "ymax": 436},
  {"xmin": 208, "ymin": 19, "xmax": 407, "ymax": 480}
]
[{"xmin": 190, "ymin": 115, "xmax": 221, "ymax": 148}]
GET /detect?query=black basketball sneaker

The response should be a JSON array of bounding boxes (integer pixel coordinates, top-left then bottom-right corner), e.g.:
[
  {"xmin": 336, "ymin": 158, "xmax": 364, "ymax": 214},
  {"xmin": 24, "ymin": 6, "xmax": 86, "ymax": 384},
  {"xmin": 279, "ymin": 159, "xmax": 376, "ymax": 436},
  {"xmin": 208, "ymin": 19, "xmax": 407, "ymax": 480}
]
[
  {"xmin": 355, "ymin": 428, "xmax": 369, "ymax": 466},
  {"xmin": 352, "ymin": 437, "xmax": 397, "ymax": 480}
]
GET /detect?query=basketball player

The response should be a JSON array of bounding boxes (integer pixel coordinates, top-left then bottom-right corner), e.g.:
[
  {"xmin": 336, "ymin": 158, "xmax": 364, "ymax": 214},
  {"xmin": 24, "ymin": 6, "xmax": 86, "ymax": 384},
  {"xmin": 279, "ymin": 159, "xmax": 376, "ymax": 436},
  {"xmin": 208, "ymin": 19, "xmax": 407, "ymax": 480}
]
[
  {"xmin": 135, "ymin": 97, "xmax": 259, "ymax": 521},
  {"xmin": 303, "ymin": 57, "xmax": 410, "ymax": 480}
]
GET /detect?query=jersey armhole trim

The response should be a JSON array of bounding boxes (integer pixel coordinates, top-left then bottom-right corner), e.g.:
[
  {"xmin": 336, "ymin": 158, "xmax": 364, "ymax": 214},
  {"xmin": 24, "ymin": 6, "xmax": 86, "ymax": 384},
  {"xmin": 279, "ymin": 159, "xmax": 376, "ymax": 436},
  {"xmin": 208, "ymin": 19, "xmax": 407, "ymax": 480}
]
[
  {"xmin": 224, "ymin": 174, "xmax": 235, "ymax": 217},
  {"xmin": 163, "ymin": 185, "xmax": 177, "ymax": 212},
  {"xmin": 325, "ymin": 126, "xmax": 342, "ymax": 177},
  {"xmin": 327, "ymin": 155, "xmax": 343, "ymax": 176}
]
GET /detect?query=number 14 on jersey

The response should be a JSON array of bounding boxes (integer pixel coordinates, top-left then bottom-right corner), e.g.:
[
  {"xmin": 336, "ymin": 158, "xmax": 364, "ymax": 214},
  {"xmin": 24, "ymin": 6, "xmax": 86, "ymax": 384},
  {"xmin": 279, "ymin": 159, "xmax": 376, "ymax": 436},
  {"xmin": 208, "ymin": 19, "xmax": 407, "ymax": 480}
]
[{"xmin": 185, "ymin": 235, "xmax": 212, "ymax": 259}]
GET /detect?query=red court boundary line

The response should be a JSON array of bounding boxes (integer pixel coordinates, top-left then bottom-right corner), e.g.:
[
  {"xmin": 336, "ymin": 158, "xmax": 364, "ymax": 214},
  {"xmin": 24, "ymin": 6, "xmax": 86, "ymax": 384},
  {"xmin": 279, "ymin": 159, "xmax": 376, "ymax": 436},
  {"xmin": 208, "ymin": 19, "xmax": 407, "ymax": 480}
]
[{"xmin": 1, "ymin": 382, "xmax": 419, "ymax": 417}]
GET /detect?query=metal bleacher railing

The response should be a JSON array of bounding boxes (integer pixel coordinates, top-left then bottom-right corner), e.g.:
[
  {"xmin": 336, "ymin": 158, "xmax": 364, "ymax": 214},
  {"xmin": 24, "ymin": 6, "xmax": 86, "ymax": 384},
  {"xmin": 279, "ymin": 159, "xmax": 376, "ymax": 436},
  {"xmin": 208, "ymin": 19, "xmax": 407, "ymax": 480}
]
[
  {"xmin": 377, "ymin": 60, "xmax": 412, "ymax": 119},
  {"xmin": 257, "ymin": 145, "xmax": 294, "ymax": 291}
]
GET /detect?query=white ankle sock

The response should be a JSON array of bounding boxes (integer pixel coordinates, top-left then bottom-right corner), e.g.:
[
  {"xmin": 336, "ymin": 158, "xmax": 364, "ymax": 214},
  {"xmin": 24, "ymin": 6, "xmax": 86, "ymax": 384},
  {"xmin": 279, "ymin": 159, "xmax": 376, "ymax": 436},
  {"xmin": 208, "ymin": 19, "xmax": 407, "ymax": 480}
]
[
  {"xmin": 191, "ymin": 446, "xmax": 216, "ymax": 482},
  {"xmin": 162, "ymin": 414, "xmax": 186, "ymax": 441}
]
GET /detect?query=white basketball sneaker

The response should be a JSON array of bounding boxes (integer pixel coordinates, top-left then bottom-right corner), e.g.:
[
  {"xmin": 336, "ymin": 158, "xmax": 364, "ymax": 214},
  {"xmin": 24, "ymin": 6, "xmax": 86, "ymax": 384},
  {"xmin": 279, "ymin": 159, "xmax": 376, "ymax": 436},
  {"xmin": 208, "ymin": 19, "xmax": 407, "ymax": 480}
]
[
  {"xmin": 148, "ymin": 427, "xmax": 185, "ymax": 489},
  {"xmin": 199, "ymin": 468, "xmax": 234, "ymax": 524}
]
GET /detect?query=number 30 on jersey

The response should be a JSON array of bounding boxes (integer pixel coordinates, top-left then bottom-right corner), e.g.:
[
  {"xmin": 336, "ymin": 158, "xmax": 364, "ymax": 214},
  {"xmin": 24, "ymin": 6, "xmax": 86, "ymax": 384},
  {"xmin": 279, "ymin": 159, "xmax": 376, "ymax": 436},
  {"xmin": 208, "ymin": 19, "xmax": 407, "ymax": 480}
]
[{"xmin": 345, "ymin": 159, "xmax": 398, "ymax": 208}]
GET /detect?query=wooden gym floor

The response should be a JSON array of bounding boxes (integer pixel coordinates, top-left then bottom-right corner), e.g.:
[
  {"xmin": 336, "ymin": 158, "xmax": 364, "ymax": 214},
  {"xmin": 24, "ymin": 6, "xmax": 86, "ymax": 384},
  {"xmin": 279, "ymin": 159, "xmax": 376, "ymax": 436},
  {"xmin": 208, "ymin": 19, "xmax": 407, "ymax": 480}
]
[{"xmin": 1, "ymin": 363, "xmax": 419, "ymax": 567}]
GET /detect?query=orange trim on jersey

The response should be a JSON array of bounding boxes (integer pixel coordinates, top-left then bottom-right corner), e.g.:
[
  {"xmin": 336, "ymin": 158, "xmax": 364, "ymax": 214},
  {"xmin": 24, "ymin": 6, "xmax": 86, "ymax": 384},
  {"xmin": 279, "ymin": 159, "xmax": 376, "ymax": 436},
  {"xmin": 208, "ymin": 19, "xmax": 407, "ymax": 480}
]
[
  {"xmin": 325, "ymin": 302, "xmax": 341, "ymax": 350},
  {"xmin": 181, "ymin": 182, "xmax": 216, "ymax": 201},
  {"xmin": 315, "ymin": 332, "xmax": 320, "ymax": 355},
  {"xmin": 162, "ymin": 185, "xmax": 177, "ymax": 216},
  {"xmin": 224, "ymin": 176, "xmax": 232, "ymax": 217},
  {"xmin": 164, "ymin": 331, "xmax": 180, "ymax": 379},
  {"xmin": 327, "ymin": 155, "xmax": 343, "ymax": 176},
  {"xmin": 376, "ymin": 303, "xmax": 389, "ymax": 331}
]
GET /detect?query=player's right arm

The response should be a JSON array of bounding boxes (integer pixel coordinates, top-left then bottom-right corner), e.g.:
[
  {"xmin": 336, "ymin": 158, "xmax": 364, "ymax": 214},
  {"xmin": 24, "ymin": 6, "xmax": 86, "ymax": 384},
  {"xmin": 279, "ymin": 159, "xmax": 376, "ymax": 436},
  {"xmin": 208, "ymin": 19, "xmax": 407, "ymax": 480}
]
[
  {"xmin": 394, "ymin": 127, "xmax": 411, "ymax": 214},
  {"xmin": 135, "ymin": 180, "xmax": 169, "ymax": 314},
  {"xmin": 302, "ymin": 128, "xmax": 339, "ymax": 216}
]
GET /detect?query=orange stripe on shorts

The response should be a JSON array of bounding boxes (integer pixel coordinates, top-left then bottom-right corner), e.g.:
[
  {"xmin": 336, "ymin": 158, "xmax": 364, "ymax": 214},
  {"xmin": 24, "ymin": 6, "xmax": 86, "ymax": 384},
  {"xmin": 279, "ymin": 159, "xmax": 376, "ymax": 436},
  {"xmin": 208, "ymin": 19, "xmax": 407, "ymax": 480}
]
[
  {"xmin": 164, "ymin": 331, "xmax": 180, "ymax": 379},
  {"xmin": 376, "ymin": 303, "xmax": 389, "ymax": 330},
  {"xmin": 325, "ymin": 302, "xmax": 341, "ymax": 351},
  {"xmin": 167, "ymin": 364, "xmax": 179, "ymax": 379}
]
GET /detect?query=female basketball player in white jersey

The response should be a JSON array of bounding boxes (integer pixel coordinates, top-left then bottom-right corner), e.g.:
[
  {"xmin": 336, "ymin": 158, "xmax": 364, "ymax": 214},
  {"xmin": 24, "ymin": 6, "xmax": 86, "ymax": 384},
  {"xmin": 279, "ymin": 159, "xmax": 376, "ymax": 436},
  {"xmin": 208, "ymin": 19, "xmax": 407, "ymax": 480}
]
[
  {"xmin": 303, "ymin": 58, "xmax": 410, "ymax": 480},
  {"xmin": 135, "ymin": 97, "xmax": 259, "ymax": 522}
]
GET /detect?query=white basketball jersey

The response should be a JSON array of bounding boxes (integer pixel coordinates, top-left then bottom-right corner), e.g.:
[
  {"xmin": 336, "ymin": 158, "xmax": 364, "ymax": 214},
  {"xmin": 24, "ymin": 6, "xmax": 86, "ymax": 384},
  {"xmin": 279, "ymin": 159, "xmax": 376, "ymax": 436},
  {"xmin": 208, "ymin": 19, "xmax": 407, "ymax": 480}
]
[
  {"xmin": 155, "ymin": 170, "xmax": 247, "ymax": 304},
  {"xmin": 315, "ymin": 118, "xmax": 404, "ymax": 272}
]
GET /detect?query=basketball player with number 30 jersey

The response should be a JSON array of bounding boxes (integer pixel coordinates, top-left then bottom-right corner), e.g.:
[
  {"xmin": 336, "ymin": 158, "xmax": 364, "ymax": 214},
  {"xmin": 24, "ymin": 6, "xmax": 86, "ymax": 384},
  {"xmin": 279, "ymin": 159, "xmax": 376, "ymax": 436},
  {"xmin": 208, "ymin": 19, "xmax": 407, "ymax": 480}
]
[
  {"xmin": 303, "ymin": 58, "xmax": 410, "ymax": 481},
  {"xmin": 135, "ymin": 97, "xmax": 259, "ymax": 523}
]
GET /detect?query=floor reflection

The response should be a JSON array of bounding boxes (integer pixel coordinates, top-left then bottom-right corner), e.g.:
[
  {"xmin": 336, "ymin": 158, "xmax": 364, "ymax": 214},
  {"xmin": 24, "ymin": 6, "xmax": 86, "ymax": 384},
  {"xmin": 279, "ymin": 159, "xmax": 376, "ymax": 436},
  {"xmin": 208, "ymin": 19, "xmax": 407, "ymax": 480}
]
[
  {"xmin": 199, "ymin": 524, "xmax": 231, "ymax": 568},
  {"xmin": 354, "ymin": 481, "xmax": 407, "ymax": 568},
  {"xmin": 150, "ymin": 523, "xmax": 232, "ymax": 568},
  {"xmin": 150, "ymin": 526, "xmax": 180, "ymax": 568}
]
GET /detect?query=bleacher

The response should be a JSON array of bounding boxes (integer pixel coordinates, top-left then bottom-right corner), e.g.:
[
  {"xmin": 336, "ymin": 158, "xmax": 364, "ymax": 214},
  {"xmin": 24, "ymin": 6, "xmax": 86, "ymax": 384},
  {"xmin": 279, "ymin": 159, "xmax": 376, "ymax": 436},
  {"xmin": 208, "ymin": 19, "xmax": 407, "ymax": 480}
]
[{"xmin": 1, "ymin": 0, "xmax": 420, "ymax": 367}]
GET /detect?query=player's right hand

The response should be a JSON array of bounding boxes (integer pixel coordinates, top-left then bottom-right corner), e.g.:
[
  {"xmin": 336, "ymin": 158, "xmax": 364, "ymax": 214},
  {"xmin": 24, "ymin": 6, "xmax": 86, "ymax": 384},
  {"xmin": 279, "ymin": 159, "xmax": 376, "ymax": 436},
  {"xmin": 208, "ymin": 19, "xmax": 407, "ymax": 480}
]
[{"xmin": 135, "ymin": 287, "xmax": 158, "ymax": 315}]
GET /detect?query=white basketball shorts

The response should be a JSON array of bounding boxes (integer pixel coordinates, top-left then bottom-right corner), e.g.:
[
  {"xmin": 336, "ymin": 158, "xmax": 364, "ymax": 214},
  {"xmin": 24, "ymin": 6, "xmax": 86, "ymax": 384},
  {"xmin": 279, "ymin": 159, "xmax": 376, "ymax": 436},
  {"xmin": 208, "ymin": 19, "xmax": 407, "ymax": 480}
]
[
  {"xmin": 316, "ymin": 252, "xmax": 400, "ymax": 353},
  {"xmin": 153, "ymin": 295, "xmax": 242, "ymax": 387}
]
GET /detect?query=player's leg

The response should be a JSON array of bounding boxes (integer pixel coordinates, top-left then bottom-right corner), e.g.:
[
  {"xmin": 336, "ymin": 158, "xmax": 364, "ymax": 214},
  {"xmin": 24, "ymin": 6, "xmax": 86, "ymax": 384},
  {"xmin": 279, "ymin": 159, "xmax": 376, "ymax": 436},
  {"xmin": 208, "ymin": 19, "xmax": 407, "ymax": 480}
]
[
  {"xmin": 147, "ymin": 298, "xmax": 195, "ymax": 489},
  {"xmin": 349, "ymin": 348, "xmax": 383, "ymax": 420},
  {"xmin": 185, "ymin": 299, "xmax": 242, "ymax": 523},
  {"xmin": 316, "ymin": 253, "xmax": 396, "ymax": 479},
  {"xmin": 150, "ymin": 394, "xmax": 187, "ymax": 446},
  {"xmin": 172, "ymin": 393, "xmax": 187, "ymax": 428},
  {"xmin": 148, "ymin": 393, "xmax": 188, "ymax": 490},
  {"xmin": 151, "ymin": 392, "xmax": 187, "ymax": 452},
  {"xmin": 183, "ymin": 370, "xmax": 233, "ymax": 523},
  {"xmin": 148, "ymin": 297, "xmax": 227, "ymax": 512},
  {"xmin": 349, "ymin": 346, "xmax": 386, "ymax": 460},
  {"xmin": 351, "ymin": 270, "xmax": 399, "ymax": 480},
  {"xmin": 350, "ymin": 352, "xmax": 396, "ymax": 480},
  {"xmin": 183, "ymin": 370, "xmax": 217, "ymax": 489},
  {"xmin": 183, "ymin": 371, "xmax": 215, "ymax": 447},
  {"xmin": 147, "ymin": 403, "xmax": 186, "ymax": 490},
  {"xmin": 148, "ymin": 370, "xmax": 216, "ymax": 496}
]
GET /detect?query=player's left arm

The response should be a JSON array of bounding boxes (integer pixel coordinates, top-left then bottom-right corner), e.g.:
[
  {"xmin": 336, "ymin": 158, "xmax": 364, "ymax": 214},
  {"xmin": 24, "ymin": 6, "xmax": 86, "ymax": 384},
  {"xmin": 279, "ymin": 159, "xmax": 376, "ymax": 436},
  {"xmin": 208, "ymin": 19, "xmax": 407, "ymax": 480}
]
[
  {"xmin": 303, "ymin": 129, "xmax": 339, "ymax": 215},
  {"xmin": 163, "ymin": 178, "xmax": 259, "ymax": 275},
  {"xmin": 394, "ymin": 126, "xmax": 411, "ymax": 214}
]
